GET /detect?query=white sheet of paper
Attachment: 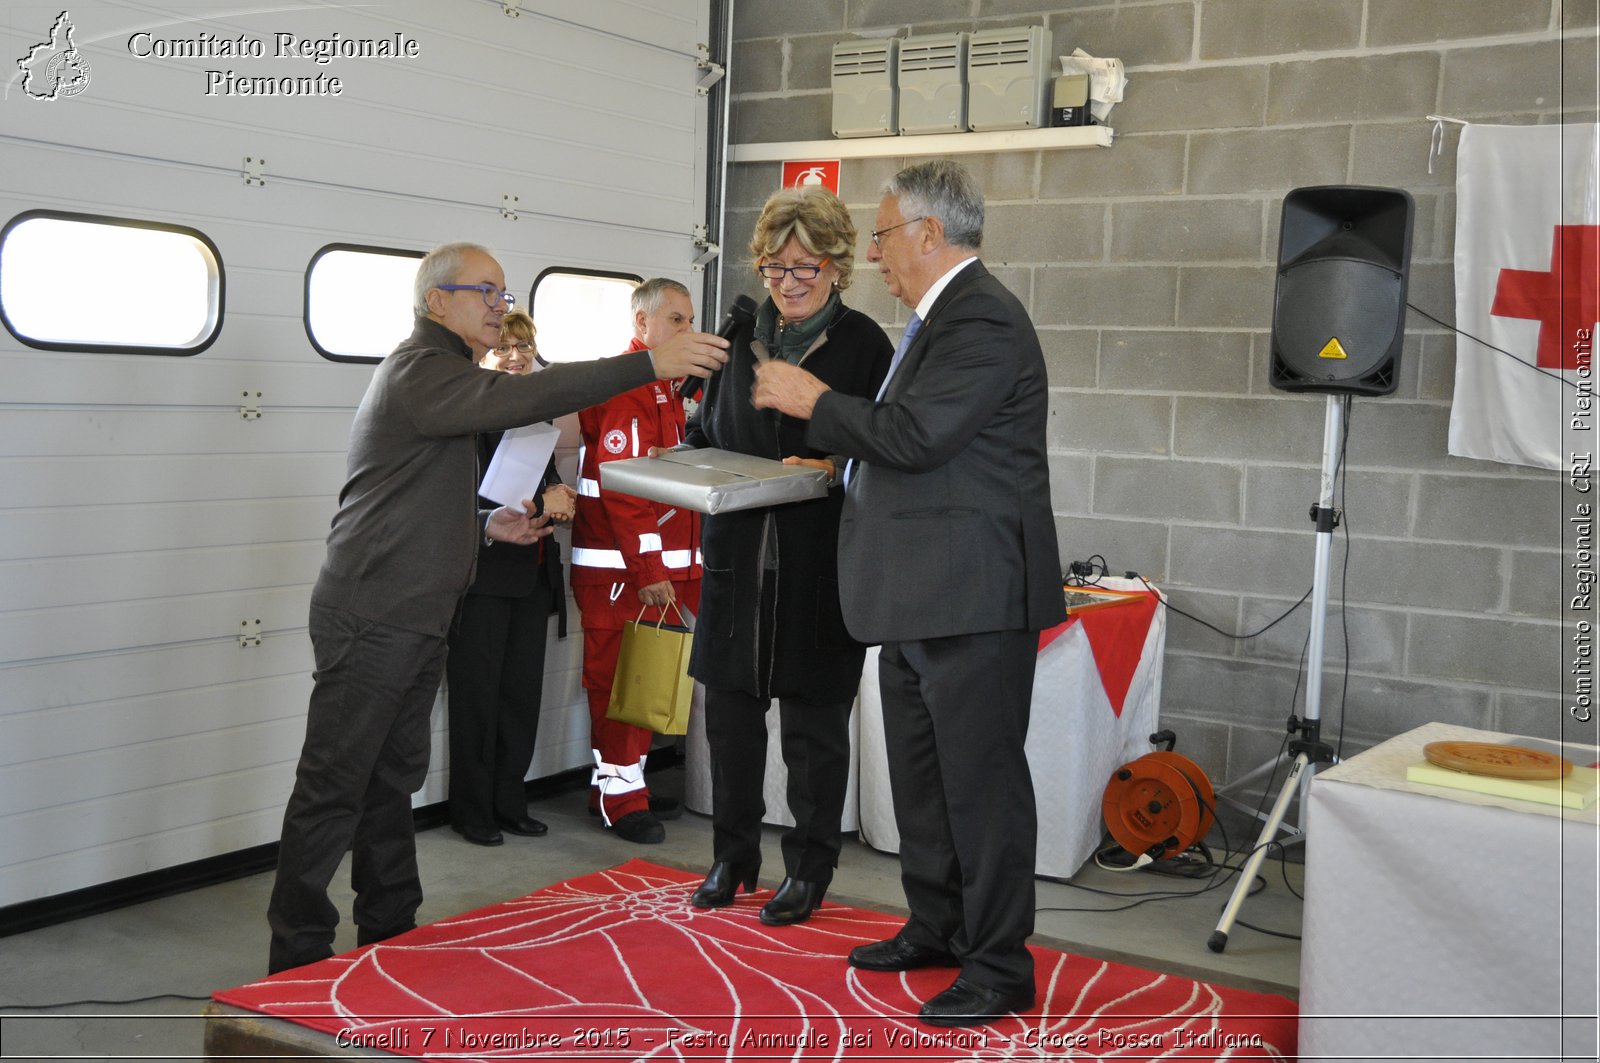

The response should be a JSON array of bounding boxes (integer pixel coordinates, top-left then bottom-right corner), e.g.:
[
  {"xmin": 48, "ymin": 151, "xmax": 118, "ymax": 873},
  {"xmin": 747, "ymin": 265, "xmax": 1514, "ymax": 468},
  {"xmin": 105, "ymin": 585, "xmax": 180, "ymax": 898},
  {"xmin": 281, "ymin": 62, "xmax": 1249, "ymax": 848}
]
[{"xmin": 479, "ymin": 422, "xmax": 561, "ymax": 513}]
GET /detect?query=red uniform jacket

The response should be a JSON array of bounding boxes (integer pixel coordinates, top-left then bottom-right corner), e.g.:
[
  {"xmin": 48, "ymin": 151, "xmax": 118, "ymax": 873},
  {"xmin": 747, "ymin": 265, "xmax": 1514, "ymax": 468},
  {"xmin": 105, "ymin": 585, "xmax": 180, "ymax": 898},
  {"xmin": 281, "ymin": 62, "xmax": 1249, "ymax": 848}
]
[{"xmin": 570, "ymin": 339, "xmax": 702, "ymax": 601}]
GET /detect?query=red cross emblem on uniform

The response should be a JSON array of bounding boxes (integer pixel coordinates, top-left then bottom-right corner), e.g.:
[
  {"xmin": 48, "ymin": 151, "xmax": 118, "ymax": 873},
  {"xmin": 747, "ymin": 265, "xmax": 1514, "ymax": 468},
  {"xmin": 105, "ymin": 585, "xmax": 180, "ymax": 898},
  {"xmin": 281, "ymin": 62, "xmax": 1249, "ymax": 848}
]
[
  {"xmin": 602, "ymin": 428, "xmax": 628, "ymax": 455},
  {"xmin": 1490, "ymin": 224, "xmax": 1600, "ymax": 370}
]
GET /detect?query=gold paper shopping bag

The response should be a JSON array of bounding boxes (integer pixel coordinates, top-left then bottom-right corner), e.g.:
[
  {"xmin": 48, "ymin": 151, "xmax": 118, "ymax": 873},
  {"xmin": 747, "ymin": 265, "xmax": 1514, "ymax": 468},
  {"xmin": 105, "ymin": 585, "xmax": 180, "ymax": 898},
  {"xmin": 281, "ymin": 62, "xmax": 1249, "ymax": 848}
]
[{"xmin": 605, "ymin": 604, "xmax": 694, "ymax": 735}]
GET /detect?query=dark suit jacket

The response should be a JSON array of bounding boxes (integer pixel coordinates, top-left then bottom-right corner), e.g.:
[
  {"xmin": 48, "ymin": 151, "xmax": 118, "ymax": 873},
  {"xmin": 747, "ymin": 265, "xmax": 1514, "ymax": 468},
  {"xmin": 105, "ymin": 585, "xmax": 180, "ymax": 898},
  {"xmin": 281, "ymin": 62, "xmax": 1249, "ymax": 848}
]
[
  {"xmin": 807, "ymin": 261, "xmax": 1063, "ymax": 643},
  {"xmin": 466, "ymin": 430, "xmax": 566, "ymax": 633}
]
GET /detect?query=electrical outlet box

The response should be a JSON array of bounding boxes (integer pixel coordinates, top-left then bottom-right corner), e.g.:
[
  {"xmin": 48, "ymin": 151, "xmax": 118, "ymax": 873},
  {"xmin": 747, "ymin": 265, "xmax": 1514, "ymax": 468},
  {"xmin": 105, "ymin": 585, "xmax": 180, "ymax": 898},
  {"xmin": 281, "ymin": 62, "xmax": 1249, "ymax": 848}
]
[
  {"xmin": 896, "ymin": 32, "xmax": 968, "ymax": 135},
  {"xmin": 832, "ymin": 37, "xmax": 899, "ymax": 138},
  {"xmin": 967, "ymin": 25, "xmax": 1053, "ymax": 131}
]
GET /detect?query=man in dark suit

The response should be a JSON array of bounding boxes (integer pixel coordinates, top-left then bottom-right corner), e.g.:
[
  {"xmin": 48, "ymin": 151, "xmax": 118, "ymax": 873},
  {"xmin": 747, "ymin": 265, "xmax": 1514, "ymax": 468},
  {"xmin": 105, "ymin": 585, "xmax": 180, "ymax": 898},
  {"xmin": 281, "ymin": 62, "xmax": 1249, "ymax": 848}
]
[{"xmin": 752, "ymin": 160, "xmax": 1063, "ymax": 1027}]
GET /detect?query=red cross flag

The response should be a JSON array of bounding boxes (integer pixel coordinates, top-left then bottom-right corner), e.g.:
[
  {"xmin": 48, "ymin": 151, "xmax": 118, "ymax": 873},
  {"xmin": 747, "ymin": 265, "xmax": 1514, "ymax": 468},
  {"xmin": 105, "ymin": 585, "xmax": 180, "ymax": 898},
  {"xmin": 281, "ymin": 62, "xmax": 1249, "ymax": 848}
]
[{"xmin": 1449, "ymin": 124, "xmax": 1599, "ymax": 469}]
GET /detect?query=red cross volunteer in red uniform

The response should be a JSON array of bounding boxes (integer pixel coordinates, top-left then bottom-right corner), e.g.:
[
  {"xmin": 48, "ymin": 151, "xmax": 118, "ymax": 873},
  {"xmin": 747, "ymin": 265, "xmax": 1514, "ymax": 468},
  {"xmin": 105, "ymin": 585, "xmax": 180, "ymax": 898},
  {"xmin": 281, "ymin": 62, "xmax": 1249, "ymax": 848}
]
[{"xmin": 571, "ymin": 278, "xmax": 703, "ymax": 844}]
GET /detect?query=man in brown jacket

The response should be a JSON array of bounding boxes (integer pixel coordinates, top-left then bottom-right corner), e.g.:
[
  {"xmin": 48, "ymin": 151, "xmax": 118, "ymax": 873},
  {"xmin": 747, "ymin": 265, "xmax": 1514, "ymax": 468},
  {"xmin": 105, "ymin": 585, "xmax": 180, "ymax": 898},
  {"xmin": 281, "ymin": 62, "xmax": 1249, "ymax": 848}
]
[{"xmin": 266, "ymin": 243, "xmax": 726, "ymax": 974}]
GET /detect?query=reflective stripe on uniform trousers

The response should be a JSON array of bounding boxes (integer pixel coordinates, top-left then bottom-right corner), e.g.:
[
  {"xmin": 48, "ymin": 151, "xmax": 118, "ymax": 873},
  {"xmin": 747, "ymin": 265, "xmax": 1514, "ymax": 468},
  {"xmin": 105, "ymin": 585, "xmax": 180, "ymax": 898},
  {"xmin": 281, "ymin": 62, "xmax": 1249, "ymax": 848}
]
[{"xmin": 591, "ymin": 752, "xmax": 647, "ymax": 826}]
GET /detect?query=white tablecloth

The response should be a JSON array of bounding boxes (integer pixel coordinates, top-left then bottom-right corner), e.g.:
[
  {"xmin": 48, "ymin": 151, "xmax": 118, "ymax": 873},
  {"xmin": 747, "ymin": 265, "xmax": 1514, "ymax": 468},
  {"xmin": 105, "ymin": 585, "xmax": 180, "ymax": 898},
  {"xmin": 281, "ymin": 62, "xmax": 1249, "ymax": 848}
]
[
  {"xmin": 1299, "ymin": 722, "xmax": 1599, "ymax": 1062},
  {"xmin": 685, "ymin": 578, "xmax": 1166, "ymax": 878}
]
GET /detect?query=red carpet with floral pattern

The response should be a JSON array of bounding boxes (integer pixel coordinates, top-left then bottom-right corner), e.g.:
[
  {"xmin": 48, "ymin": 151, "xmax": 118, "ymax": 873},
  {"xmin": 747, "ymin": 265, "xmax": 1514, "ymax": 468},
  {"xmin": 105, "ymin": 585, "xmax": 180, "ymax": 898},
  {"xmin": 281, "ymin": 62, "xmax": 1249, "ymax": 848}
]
[{"xmin": 214, "ymin": 859, "xmax": 1296, "ymax": 1060}]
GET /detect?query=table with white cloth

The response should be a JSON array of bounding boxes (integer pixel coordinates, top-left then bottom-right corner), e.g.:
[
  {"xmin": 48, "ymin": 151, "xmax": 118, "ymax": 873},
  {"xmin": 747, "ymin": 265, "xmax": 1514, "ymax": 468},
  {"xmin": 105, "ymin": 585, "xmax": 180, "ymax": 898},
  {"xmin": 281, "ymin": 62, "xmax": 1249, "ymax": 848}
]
[
  {"xmin": 685, "ymin": 578, "xmax": 1166, "ymax": 879},
  {"xmin": 1298, "ymin": 721, "xmax": 1599, "ymax": 1063}
]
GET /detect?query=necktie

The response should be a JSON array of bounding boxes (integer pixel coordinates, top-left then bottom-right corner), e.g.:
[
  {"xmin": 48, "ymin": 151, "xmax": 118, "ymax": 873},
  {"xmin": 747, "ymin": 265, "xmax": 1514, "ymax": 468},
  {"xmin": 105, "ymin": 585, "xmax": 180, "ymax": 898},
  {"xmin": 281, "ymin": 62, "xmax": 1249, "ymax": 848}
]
[
  {"xmin": 873, "ymin": 313, "xmax": 923, "ymax": 402},
  {"xmin": 846, "ymin": 314, "xmax": 923, "ymax": 487}
]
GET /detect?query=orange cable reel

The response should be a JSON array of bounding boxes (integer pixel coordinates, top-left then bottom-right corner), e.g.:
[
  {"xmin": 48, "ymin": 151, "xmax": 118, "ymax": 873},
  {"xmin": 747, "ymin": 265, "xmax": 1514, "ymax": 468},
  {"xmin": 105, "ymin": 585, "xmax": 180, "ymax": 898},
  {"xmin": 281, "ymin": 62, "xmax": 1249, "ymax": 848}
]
[{"xmin": 1102, "ymin": 749, "xmax": 1216, "ymax": 863}]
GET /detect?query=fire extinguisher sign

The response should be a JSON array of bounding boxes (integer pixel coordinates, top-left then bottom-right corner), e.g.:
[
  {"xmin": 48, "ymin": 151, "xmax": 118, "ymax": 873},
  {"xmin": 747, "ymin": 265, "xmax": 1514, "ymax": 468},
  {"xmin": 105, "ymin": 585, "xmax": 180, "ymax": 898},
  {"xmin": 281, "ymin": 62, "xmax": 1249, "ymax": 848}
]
[{"xmin": 781, "ymin": 160, "xmax": 841, "ymax": 195}]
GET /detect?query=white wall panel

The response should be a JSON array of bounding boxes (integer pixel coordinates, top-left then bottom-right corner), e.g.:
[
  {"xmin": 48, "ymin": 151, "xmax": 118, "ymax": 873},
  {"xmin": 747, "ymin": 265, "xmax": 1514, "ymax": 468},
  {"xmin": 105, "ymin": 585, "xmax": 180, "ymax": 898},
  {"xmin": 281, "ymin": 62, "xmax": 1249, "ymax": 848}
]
[
  {"xmin": 1, "ymin": 542, "xmax": 325, "ymax": 612},
  {"xmin": 0, "ymin": 350, "xmax": 372, "ymax": 407},
  {"xmin": 0, "ymin": 0, "xmax": 712, "ymax": 907},
  {"xmin": 0, "ymin": 587, "xmax": 313, "ymax": 663},
  {"xmin": 0, "ymin": 498, "xmax": 333, "ymax": 559},
  {"xmin": 2, "ymin": 634, "xmax": 313, "ymax": 722},
  {"xmin": 0, "ymin": 411, "xmax": 356, "ymax": 457},
  {"xmin": 2, "ymin": 666, "xmax": 312, "ymax": 766},
  {"xmin": 0, "ymin": 453, "xmax": 349, "ymax": 507},
  {"xmin": 0, "ymin": 807, "xmax": 288, "ymax": 910},
  {"xmin": 2, "ymin": 2, "xmax": 703, "ymax": 234}
]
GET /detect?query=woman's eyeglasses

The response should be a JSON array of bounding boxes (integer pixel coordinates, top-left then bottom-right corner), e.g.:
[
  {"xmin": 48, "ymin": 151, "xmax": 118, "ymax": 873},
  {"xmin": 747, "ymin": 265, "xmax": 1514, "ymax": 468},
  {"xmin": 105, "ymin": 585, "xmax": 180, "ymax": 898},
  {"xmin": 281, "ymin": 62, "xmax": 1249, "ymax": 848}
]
[
  {"xmin": 757, "ymin": 259, "xmax": 830, "ymax": 282},
  {"xmin": 492, "ymin": 342, "xmax": 533, "ymax": 356}
]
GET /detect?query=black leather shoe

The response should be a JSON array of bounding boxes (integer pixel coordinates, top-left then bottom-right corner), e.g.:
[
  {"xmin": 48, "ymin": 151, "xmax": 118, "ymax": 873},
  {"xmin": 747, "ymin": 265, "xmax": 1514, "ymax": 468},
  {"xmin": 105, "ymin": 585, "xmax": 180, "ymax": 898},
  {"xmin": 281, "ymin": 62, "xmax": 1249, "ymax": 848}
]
[
  {"xmin": 495, "ymin": 814, "xmax": 548, "ymax": 837},
  {"xmin": 759, "ymin": 877, "xmax": 826, "ymax": 926},
  {"xmin": 690, "ymin": 861, "xmax": 759, "ymax": 908},
  {"xmin": 917, "ymin": 977, "xmax": 1035, "ymax": 1027},
  {"xmin": 607, "ymin": 810, "xmax": 665, "ymax": 844},
  {"xmin": 848, "ymin": 935, "xmax": 960, "ymax": 972},
  {"xmin": 451, "ymin": 823, "xmax": 504, "ymax": 847}
]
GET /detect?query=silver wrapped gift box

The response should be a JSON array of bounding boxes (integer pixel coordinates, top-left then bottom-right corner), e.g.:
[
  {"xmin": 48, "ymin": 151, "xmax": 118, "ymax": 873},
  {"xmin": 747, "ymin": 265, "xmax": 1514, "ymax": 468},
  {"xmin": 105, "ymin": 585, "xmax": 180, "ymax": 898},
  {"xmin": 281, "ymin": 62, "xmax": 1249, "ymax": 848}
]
[{"xmin": 599, "ymin": 448, "xmax": 830, "ymax": 514}]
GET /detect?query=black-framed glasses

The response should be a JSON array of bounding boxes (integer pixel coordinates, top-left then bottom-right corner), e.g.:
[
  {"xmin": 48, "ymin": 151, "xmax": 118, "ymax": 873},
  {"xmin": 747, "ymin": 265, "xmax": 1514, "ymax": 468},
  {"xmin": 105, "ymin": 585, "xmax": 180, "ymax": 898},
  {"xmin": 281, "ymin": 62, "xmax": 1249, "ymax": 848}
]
[
  {"xmin": 757, "ymin": 258, "xmax": 831, "ymax": 282},
  {"xmin": 870, "ymin": 216, "xmax": 925, "ymax": 248},
  {"xmin": 491, "ymin": 341, "xmax": 533, "ymax": 356},
  {"xmin": 437, "ymin": 283, "xmax": 516, "ymax": 309}
]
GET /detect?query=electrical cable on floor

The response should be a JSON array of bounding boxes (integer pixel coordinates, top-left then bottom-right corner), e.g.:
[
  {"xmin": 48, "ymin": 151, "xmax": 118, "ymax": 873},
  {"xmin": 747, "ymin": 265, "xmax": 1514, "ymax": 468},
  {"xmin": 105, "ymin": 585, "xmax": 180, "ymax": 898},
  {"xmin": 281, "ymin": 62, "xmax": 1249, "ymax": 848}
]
[
  {"xmin": 0, "ymin": 992, "xmax": 214, "ymax": 1010},
  {"xmin": 1036, "ymin": 868, "xmax": 1262, "ymax": 916},
  {"xmin": 1072, "ymin": 840, "xmax": 1303, "ymax": 941},
  {"xmin": 1039, "ymin": 775, "xmax": 1304, "ymax": 941}
]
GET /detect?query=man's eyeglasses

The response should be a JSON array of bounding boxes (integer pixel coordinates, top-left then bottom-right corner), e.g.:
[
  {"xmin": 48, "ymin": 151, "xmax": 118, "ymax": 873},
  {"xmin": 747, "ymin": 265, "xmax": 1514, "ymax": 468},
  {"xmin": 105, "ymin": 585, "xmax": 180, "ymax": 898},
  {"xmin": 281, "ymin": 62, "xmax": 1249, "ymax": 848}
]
[
  {"xmin": 870, "ymin": 217, "xmax": 925, "ymax": 248},
  {"xmin": 757, "ymin": 258, "xmax": 831, "ymax": 282},
  {"xmin": 492, "ymin": 342, "xmax": 533, "ymax": 356},
  {"xmin": 437, "ymin": 283, "xmax": 516, "ymax": 309}
]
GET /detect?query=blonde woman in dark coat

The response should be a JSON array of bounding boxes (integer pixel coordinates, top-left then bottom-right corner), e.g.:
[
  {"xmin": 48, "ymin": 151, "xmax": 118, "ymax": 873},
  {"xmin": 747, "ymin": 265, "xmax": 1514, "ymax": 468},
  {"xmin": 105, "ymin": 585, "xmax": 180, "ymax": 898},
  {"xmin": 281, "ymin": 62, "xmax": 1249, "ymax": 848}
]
[{"xmin": 684, "ymin": 188, "xmax": 891, "ymax": 925}]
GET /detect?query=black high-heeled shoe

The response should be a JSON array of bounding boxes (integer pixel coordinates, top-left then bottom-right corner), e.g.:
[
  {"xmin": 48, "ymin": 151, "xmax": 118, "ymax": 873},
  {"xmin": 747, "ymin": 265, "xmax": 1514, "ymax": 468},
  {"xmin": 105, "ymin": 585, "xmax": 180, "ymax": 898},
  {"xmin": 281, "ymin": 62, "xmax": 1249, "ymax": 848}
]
[
  {"xmin": 690, "ymin": 861, "xmax": 759, "ymax": 909},
  {"xmin": 759, "ymin": 877, "xmax": 826, "ymax": 926}
]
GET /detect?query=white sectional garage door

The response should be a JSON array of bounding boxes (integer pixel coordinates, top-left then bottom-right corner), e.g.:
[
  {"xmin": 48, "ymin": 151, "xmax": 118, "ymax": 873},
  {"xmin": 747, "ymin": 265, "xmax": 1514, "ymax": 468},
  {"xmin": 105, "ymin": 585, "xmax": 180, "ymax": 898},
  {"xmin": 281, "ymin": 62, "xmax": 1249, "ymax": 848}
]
[{"xmin": 0, "ymin": 0, "xmax": 713, "ymax": 908}]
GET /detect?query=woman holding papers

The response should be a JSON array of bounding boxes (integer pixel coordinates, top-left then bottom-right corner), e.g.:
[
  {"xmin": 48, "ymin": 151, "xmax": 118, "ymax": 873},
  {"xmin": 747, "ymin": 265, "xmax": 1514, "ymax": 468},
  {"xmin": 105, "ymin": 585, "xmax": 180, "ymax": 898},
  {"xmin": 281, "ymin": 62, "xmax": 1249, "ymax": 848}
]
[
  {"xmin": 685, "ymin": 187, "xmax": 892, "ymax": 925},
  {"xmin": 444, "ymin": 309, "xmax": 575, "ymax": 847}
]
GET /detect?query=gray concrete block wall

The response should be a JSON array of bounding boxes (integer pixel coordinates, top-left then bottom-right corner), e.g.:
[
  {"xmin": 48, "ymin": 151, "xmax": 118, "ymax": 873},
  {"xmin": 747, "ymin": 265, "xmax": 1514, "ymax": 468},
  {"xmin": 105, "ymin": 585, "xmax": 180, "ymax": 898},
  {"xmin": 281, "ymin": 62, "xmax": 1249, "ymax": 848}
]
[{"xmin": 723, "ymin": 0, "xmax": 1592, "ymax": 818}]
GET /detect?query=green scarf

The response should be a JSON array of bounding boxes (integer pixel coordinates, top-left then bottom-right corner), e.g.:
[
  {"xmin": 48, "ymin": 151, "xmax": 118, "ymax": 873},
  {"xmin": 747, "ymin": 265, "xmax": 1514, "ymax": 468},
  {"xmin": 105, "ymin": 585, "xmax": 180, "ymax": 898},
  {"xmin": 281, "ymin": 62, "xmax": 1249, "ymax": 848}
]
[{"xmin": 754, "ymin": 291, "xmax": 840, "ymax": 365}]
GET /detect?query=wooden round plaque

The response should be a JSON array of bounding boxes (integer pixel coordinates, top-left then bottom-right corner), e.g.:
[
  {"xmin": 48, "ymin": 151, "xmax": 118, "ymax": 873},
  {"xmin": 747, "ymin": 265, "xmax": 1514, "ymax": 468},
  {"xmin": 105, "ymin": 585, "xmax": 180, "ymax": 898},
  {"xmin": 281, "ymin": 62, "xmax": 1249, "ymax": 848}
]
[{"xmin": 1422, "ymin": 741, "xmax": 1572, "ymax": 780}]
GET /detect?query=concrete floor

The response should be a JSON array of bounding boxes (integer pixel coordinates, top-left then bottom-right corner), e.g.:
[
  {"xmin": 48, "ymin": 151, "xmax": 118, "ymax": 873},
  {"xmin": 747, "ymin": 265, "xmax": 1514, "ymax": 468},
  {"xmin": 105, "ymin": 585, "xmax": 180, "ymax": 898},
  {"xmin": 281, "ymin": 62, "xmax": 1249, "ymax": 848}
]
[{"xmin": 0, "ymin": 765, "xmax": 1302, "ymax": 1061}]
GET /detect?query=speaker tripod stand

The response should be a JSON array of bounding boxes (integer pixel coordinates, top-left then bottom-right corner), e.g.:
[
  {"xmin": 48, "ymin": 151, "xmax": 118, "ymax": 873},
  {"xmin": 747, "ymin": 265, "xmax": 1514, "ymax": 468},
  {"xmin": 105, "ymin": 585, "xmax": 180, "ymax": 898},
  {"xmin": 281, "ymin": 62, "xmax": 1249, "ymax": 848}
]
[{"xmin": 1207, "ymin": 394, "xmax": 1344, "ymax": 953}]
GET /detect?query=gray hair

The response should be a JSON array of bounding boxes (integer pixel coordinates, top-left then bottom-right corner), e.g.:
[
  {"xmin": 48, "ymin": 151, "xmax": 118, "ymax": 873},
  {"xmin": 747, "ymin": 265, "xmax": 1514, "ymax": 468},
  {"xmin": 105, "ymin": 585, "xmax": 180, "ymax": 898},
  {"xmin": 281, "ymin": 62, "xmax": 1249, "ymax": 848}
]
[
  {"xmin": 414, "ymin": 241, "xmax": 493, "ymax": 317},
  {"xmin": 884, "ymin": 161, "xmax": 984, "ymax": 251},
  {"xmin": 631, "ymin": 276, "xmax": 692, "ymax": 317}
]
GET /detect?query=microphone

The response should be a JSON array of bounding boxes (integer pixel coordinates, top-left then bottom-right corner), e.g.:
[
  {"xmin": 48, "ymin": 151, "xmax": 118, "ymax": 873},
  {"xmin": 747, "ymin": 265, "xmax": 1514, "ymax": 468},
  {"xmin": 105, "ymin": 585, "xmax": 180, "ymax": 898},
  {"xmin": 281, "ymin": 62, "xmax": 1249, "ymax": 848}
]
[{"xmin": 683, "ymin": 294, "xmax": 757, "ymax": 400}]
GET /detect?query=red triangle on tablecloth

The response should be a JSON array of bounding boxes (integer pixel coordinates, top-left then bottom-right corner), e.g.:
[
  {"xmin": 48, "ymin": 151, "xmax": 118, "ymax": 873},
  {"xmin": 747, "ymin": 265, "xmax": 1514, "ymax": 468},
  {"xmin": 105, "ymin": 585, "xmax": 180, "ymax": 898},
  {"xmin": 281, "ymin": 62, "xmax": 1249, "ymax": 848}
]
[{"xmin": 1038, "ymin": 591, "xmax": 1160, "ymax": 717}]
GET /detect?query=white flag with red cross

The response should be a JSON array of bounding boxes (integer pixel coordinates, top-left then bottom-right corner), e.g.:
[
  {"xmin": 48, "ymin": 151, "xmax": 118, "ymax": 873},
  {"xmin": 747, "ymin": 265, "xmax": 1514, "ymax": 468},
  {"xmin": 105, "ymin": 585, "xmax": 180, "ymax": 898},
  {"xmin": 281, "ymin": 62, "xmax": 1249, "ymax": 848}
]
[{"xmin": 1449, "ymin": 123, "xmax": 1599, "ymax": 470}]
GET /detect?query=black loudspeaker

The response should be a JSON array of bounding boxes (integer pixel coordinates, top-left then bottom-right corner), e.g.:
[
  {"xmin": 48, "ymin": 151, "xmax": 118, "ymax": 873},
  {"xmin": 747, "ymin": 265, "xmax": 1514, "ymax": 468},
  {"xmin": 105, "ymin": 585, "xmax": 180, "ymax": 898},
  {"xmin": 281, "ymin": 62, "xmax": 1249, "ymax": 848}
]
[{"xmin": 1270, "ymin": 185, "xmax": 1415, "ymax": 395}]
